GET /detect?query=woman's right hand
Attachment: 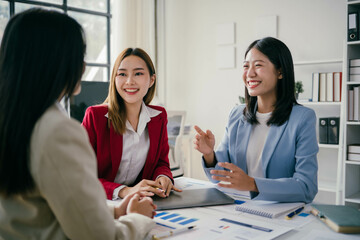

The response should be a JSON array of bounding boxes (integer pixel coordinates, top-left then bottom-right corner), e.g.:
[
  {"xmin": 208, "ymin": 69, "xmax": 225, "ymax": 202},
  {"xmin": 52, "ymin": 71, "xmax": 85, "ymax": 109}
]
[
  {"xmin": 193, "ymin": 125, "xmax": 216, "ymax": 167},
  {"xmin": 127, "ymin": 194, "xmax": 157, "ymax": 218},
  {"xmin": 118, "ymin": 179, "xmax": 166, "ymax": 198},
  {"xmin": 193, "ymin": 125, "xmax": 215, "ymax": 155}
]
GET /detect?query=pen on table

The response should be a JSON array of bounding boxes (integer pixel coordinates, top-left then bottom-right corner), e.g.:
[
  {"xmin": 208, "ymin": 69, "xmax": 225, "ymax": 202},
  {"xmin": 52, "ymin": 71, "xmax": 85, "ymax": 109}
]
[
  {"xmin": 155, "ymin": 187, "xmax": 164, "ymax": 192},
  {"xmin": 285, "ymin": 206, "xmax": 304, "ymax": 220},
  {"xmin": 152, "ymin": 225, "xmax": 196, "ymax": 240}
]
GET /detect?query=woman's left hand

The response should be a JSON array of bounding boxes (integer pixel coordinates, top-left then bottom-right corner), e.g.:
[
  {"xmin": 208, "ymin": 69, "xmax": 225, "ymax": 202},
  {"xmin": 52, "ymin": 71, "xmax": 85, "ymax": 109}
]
[
  {"xmin": 210, "ymin": 162, "xmax": 258, "ymax": 192},
  {"xmin": 156, "ymin": 176, "xmax": 182, "ymax": 197}
]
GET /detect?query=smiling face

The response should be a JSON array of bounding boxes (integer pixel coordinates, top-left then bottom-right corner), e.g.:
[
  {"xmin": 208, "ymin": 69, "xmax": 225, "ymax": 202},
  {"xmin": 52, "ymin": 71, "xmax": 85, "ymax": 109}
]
[
  {"xmin": 242, "ymin": 48, "xmax": 282, "ymax": 104},
  {"xmin": 115, "ymin": 55, "xmax": 155, "ymax": 109}
]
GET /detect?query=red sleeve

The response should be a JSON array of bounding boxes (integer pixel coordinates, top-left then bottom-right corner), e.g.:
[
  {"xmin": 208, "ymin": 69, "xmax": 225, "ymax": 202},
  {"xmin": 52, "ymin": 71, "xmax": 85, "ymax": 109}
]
[{"xmin": 99, "ymin": 179, "xmax": 121, "ymax": 200}]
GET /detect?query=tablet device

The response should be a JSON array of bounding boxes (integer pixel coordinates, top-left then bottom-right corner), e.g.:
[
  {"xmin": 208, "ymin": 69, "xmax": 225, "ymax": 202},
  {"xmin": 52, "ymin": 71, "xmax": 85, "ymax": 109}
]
[{"xmin": 153, "ymin": 188, "xmax": 235, "ymax": 210}]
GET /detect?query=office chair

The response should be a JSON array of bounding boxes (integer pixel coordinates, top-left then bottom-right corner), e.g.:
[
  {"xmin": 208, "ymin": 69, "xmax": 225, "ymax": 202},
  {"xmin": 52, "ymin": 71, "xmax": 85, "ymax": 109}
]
[{"xmin": 167, "ymin": 111, "xmax": 186, "ymax": 178}]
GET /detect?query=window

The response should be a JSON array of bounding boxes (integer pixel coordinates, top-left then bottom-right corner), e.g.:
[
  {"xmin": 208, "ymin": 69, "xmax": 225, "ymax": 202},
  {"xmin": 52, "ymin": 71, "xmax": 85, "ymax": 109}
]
[
  {"xmin": 0, "ymin": 0, "xmax": 111, "ymax": 82},
  {"xmin": 0, "ymin": 1, "xmax": 9, "ymax": 40}
]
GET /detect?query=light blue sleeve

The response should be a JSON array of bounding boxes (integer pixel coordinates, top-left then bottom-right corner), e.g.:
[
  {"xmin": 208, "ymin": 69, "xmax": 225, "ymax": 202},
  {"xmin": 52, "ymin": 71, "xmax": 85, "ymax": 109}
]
[{"xmin": 202, "ymin": 106, "xmax": 241, "ymax": 182}]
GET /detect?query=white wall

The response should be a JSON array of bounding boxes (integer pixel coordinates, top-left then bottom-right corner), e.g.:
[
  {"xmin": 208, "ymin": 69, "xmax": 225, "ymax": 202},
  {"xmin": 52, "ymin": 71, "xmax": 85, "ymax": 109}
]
[{"xmin": 161, "ymin": 0, "xmax": 346, "ymax": 179}]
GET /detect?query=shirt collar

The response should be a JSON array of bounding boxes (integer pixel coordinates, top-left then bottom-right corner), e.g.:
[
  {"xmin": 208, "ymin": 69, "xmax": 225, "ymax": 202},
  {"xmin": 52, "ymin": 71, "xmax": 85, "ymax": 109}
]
[
  {"xmin": 55, "ymin": 101, "xmax": 68, "ymax": 115},
  {"xmin": 105, "ymin": 102, "xmax": 162, "ymax": 135}
]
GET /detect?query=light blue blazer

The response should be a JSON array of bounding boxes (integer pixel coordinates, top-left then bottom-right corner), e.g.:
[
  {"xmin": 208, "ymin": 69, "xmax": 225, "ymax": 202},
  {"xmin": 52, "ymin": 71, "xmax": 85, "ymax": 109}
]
[{"xmin": 203, "ymin": 104, "xmax": 319, "ymax": 203}]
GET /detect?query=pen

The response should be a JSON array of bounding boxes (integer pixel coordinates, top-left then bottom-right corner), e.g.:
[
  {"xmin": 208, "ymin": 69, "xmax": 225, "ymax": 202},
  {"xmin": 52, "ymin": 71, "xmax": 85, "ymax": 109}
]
[
  {"xmin": 285, "ymin": 206, "xmax": 304, "ymax": 220},
  {"xmin": 152, "ymin": 225, "xmax": 196, "ymax": 239},
  {"xmin": 155, "ymin": 187, "xmax": 165, "ymax": 192}
]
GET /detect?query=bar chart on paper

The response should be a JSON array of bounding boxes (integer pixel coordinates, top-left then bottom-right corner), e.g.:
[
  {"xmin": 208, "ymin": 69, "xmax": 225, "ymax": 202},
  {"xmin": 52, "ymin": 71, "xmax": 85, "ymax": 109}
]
[
  {"xmin": 147, "ymin": 208, "xmax": 292, "ymax": 240},
  {"xmin": 155, "ymin": 211, "xmax": 199, "ymax": 227}
]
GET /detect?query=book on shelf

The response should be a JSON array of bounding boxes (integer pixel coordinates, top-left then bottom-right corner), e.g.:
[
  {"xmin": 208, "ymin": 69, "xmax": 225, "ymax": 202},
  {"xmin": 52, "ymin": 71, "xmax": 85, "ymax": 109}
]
[
  {"xmin": 319, "ymin": 118, "xmax": 328, "ymax": 144},
  {"xmin": 349, "ymin": 60, "xmax": 360, "ymax": 82},
  {"xmin": 328, "ymin": 117, "xmax": 339, "ymax": 144},
  {"xmin": 348, "ymin": 89, "xmax": 354, "ymax": 121},
  {"xmin": 348, "ymin": 12, "xmax": 359, "ymax": 42},
  {"xmin": 311, "ymin": 204, "xmax": 360, "ymax": 234},
  {"xmin": 354, "ymin": 86, "xmax": 360, "ymax": 121},
  {"xmin": 350, "ymin": 66, "xmax": 360, "ymax": 74},
  {"xmin": 348, "ymin": 144, "xmax": 360, "ymax": 153},
  {"xmin": 349, "ymin": 74, "xmax": 360, "ymax": 82},
  {"xmin": 319, "ymin": 73, "xmax": 327, "ymax": 102},
  {"xmin": 312, "ymin": 73, "xmax": 319, "ymax": 102},
  {"xmin": 326, "ymin": 73, "xmax": 333, "ymax": 102},
  {"xmin": 348, "ymin": 144, "xmax": 360, "ymax": 162},
  {"xmin": 350, "ymin": 58, "xmax": 360, "ymax": 67},
  {"xmin": 348, "ymin": 153, "xmax": 360, "ymax": 161},
  {"xmin": 333, "ymin": 72, "xmax": 342, "ymax": 102}
]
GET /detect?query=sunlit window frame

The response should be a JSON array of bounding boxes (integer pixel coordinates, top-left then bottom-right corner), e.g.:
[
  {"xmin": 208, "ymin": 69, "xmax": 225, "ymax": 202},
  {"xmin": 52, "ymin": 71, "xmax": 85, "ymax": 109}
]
[{"xmin": 2, "ymin": 0, "xmax": 111, "ymax": 82}]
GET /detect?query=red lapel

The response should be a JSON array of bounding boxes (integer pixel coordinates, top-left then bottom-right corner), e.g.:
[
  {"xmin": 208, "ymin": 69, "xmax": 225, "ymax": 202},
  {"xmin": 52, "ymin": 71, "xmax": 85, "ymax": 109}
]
[
  {"xmin": 142, "ymin": 114, "xmax": 162, "ymax": 179},
  {"xmin": 109, "ymin": 122, "xmax": 123, "ymax": 181}
]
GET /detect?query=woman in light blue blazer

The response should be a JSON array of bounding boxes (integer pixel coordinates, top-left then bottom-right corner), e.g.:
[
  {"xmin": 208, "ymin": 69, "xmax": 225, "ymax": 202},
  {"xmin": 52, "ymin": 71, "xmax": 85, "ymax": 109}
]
[{"xmin": 194, "ymin": 37, "xmax": 318, "ymax": 203}]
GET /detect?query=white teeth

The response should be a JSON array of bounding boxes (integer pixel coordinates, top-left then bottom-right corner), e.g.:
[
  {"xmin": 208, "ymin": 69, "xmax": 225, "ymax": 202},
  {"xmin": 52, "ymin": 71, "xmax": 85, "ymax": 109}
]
[
  {"xmin": 248, "ymin": 82, "xmax": 260, "ymax": 86},
  {"xmin": 125, "ymin": 89, "xmax": 138, "ymax": 92}
]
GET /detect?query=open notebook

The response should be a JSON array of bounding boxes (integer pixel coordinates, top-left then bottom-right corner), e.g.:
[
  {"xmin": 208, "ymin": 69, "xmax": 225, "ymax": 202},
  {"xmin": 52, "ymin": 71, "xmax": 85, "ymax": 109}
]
[{"xmin": 235, "ymin": 200, "xmax": 305, "ymax": 218}]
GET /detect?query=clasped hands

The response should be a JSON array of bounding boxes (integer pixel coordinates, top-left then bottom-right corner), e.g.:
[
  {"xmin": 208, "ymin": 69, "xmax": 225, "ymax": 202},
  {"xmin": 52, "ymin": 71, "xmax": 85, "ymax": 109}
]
[
  {"xmin": 119, "ymin": 176, "xmax": 182, "ymax": 199},
  {"xmin": 115, "ymin": 177, "xmax": 182, "ymax": 219}
]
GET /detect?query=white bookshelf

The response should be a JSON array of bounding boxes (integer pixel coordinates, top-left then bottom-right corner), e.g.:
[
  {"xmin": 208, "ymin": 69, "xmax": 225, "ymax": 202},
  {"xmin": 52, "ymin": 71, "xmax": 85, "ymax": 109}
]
[
  {"xmin": 342, "ymin": 1, "xmax": 360, "ymax": 209},
  {"xmin": 295, "ymin": 66, "xmax": 343, "ymax": 205}
]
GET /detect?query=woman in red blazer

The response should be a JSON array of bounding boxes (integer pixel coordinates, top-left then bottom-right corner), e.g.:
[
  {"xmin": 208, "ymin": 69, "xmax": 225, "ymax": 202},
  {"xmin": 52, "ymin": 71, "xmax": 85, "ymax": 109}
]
[{"xmin": 82, "ymin": 48, "xmax": 180, "ymax": 200}]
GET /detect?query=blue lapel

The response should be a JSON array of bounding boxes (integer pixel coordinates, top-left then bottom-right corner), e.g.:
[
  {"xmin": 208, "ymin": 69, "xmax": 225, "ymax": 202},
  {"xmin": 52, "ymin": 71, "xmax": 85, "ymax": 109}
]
[
  {"xmin": 261, "ymin": 121, "xmax": 288, "ymax": 177},
  {"xmin": 235, "ymin": 115, "xmax": 252, "ymax": 173}
]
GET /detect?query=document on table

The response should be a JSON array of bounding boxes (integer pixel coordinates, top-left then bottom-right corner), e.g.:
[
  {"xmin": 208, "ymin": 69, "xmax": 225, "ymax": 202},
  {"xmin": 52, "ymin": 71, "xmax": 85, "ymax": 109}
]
[
  {"xmin": 173, "ymin": 177, "xmax": 213, "ymax": 190},
  {"xmin": 206, "ymin": 203, "xmax": 314, "ymax": 229},
  {"xmin": 174, "ymin": 177, "xmax": 250, "ymax": 199},
  {"xmin": 146, "ymin": 207, "xmax": 292, "ymax": 240}
]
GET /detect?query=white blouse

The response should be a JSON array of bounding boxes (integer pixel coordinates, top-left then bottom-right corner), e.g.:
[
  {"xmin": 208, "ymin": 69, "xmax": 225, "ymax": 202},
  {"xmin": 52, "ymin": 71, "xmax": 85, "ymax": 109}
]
[
  {"xmin": 108, "ymin": 102, "xmax": 161, "ymax": 199},
  {"xmin": 246, "ymin": 111, "xmax": 271, "ymax": 178}
]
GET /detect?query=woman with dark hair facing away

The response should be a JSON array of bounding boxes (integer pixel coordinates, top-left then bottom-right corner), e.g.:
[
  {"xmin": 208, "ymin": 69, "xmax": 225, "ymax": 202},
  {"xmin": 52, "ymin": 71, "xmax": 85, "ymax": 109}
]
[
  {"xmin": 194, "ymin": 37, "xmax": 318, "ymax": 203},
  {"xmin": 82, "ymin": 48, "xmax": 181, "ymax": 200},
  {"xmin": 0, "ymin": 9, "xmax": 156, "ymax": 240}
]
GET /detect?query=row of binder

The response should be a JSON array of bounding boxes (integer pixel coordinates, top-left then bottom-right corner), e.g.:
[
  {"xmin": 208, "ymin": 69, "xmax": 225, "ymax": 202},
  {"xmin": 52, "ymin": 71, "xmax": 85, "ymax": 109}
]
[
  {"xmin": 319, "ymin": 117, "xmax": 339, "ymax": 145},
  {"xmin": 348, "ymin": 87, "xmax": 360, "ymax": 121},
  {"xmin": 312, "ymin": 72, "xmax": 342, "ymax": 102}
]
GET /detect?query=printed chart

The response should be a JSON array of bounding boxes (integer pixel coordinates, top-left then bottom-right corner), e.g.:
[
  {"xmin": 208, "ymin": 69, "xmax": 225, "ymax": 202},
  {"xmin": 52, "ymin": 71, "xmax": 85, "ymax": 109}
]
[{"xmin": 146, "ymin": 208, "xmax": 292, "ymax": 240}]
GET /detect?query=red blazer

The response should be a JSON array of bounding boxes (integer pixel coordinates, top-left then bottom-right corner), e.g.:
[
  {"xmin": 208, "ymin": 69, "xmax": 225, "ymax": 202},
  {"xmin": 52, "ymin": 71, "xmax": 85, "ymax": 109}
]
[{"xmin": 82, "ymin": 104, "xmax": 173, "ymax": 200}]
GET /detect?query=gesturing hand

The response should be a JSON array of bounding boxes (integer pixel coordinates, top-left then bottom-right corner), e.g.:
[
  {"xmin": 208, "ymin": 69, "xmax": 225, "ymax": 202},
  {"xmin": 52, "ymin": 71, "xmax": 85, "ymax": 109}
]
[
  {"xmin": 193, "ymin": 125, "xmax": 215, "ymax": 156},
  {"xmin": 210, "ymin": 162, "xmax": 258, "ymax": 192},
  {"xmin": 193, "ymin": 125, "xmax": 217, "ymax": 167}
]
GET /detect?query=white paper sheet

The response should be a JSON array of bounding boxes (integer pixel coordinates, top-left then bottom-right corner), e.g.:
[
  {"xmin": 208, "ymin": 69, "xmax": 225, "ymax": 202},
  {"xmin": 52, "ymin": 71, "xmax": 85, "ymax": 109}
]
[{"xmin": 147, "ymin": 207, "xmax": 292, "ymax": 240}]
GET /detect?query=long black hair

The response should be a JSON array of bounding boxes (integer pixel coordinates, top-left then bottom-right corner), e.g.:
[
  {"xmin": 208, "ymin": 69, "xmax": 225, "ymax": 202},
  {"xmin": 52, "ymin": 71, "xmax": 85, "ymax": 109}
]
[
  {"xmin": 0, "ymin": 8, "xmax": 86, "ymax": 197},
  {"xmin": 243, "ymin": 37, "xmax": 297, "ymax": 126}
]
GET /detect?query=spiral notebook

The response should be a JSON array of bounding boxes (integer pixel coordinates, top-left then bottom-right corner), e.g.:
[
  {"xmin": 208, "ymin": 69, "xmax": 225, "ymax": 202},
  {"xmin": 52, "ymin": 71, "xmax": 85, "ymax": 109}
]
[{"xmin": 235, "ymin": 200, "xmax": 305, "ymax": 218}]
